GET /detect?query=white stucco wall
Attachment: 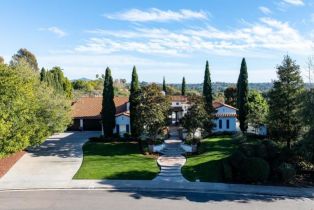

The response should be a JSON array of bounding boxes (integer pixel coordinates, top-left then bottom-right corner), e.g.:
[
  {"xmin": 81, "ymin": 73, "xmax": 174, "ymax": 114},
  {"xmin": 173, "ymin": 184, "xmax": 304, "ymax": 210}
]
[
  {"xmin": 213, "ymin": 104, "xmax": 237, "ymax": 132},
  {"xmin": 114, "ymin": 115, "xmax": 130, "ymax": 135},
  {"xmin": 213, "ymin": 117, "xmax": 237, "ymax": 132}
]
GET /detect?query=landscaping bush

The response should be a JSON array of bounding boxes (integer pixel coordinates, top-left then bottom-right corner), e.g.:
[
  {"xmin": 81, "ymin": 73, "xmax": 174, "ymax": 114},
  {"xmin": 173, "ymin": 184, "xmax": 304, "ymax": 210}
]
[
  {"xmin": 278, "ymin": 162, "xmax": 296, "ymax": 183},
  {"xmin": 263, "ymin": 140, "xmax": 280, "ymax": 160},
  {"xmin": 240, "ymin": 157, "xmax": 270, "ymax": 183},
  {"xmin": 254, "ymin": 143, "xmax": 268, "ymax": 159},
  {"xmin": 222, "ymin": 160, "xmax": 233, "ymax": 182},
  {"xmin": 229, "ymin": 150, "xmax": 246, "ymax": 169},
  {"xmin": 239, "ymin": 143, "xmax": 255, "ymax": 157},
  {"xmin": 89, "ymin": 136, "xmax": 103, "ymax": 142}
]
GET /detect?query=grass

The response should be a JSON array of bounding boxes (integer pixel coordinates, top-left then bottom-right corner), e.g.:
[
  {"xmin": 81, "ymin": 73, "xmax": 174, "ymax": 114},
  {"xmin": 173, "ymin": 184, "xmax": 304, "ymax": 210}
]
[
  {"xmin": 74, "ymin": 141, "xmax": 159, "ymax": 180},
  {"xmin": 182, "ymin": 135, "xmax": 236, "ymax": 182}
]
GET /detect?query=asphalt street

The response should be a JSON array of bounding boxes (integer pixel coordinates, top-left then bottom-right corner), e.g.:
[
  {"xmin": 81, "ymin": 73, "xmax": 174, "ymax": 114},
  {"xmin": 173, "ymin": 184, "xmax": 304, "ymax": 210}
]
[{"xmin": 0, "ymin": 189, "xmax": 313, "ymax": 210}]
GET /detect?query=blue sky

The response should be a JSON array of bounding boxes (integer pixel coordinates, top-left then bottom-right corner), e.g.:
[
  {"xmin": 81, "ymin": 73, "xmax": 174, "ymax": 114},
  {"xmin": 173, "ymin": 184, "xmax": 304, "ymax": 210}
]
[{"xmin": 1, "ymin": 0, "xmax": 314, "ymax": 83}]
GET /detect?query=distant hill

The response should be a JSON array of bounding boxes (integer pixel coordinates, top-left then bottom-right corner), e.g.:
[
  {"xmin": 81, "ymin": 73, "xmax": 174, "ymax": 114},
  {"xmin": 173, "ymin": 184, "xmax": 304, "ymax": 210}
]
[
  {"xmin": 71, "ymin": 77, "xmax": 91, "ymax": 81},
  {"xmin": 169, "ymin": 82, "xmax": 273, "ymax": 93}
]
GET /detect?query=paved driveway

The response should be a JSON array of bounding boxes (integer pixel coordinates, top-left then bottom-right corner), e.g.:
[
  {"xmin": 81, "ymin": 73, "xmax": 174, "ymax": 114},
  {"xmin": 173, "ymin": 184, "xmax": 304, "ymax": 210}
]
[{"xmin": 0, "ymin": 131, "xmax": 100, "ymax": 190}]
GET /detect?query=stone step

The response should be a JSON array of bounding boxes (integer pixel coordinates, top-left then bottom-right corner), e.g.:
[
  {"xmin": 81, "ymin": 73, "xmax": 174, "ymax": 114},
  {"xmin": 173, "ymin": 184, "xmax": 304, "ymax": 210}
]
[{"xmin": 158, "ymin": 173, "xmax": 183, "ymax": 177}]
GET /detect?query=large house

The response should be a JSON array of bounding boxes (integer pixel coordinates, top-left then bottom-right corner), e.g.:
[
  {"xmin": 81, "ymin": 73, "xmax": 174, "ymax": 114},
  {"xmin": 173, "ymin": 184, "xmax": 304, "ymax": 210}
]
[
  {"xmin": 69, "ymin": 96, "xmax": 130, "ymax": 135},
  {"xmin": 69, "ymin": 95, "xmax": 238, "ymax": 135},
  {"xmin": 169, "ymin": 96, "xmax": 238, "ymax": 132}
]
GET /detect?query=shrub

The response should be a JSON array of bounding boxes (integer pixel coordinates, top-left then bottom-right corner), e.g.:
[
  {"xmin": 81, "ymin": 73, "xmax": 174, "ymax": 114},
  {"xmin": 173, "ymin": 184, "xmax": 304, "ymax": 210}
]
[
  {"xmin": 263, "ymin": 140, "xmax": 280, "ymax": 160},
  {"xmin": 89, "ymin": 136, "xmax": 103, "ymax": 142},
  {"xmin": 254, "ymin": 143, "xmax": 268, "ymax": 159},
  {"xmin": 278, "ymin": 162, "xmax": 296, "ymax": 183},
  {"xmin": 229, "ymin": 150, "xmax": 246, "ymax": 169},
  {"xmin": 239, "ymin": 143, "xmax": 255, "ymax": 157},
  {"xmin": 222, "ymin": 160, "xmax": 233, "ymax": 182},
  {"xmin": 240, "ymin": 157, "xmax": 270, "ymax": 183}
]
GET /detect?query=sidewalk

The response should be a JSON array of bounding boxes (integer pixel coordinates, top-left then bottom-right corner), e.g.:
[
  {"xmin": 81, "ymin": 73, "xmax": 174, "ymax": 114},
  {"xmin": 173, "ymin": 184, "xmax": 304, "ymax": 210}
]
[{"xmin": 1, "ymin": 179, "xmax": 313, "ymax": 198}]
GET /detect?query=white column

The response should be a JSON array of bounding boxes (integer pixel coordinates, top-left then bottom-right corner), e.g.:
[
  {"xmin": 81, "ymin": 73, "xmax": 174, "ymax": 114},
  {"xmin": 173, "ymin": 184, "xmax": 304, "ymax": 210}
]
[{"xmin": 80, "ymin": 119, "xmax": 84, "ymax": 130}]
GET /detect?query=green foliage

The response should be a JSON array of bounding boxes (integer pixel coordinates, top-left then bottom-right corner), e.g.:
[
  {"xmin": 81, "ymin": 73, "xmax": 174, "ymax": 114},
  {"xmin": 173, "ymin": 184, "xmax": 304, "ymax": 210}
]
[
  {"xmin": 101, "ymin": 67, "xmax": 116, "ymax": 137},
  {"xmin": 0, "ymin": 61, "xmax": 71, "ymax": 157},
  {"xmin": 162, "ymin": 76, "xmax": 167, "ymax": 93},
  {"xmin": 268, "ymin": 55, "xmax": 304, "ymax": 148},
  {"xmin": 247, "ymin": 90, "xmax": 269, "ymax": 129},
  {"xmin": 224, "ymin": 86, "xmax": 237, "ymax": 107},
  {"xmin": 137, "ymin": 84, "xmax": 170, "ymax": 141},
  {"xmin": 129, "ymin": 66, "xmax": 141, "ymax": 138},
  {"xmin": 181, "ymin": 77, "xmax": 186, "ymax": 96},
  {"xmin": 237, "ymin": 58, "xmax": 249, "ymax": 133},
  {"xmin": 302, "ymin": 89, "xmax": 314, "ymax": 133},
  {"xmin": 11, "ymin": 48, "xmax": 39, "ymax": 72},
  {"xmin": 222, "ymin": 160, "xmax": 233, "ymax": 181},
  {"xmin": 203, "ymin": 60, "xmax": 213, "ymax": 113},
  {"xmin": 40, "ymin": 66, "xmax": 73, "ymax": 98},
  {"xmin": 278, "ymin": 162, "xmax": 296, "ymax": 183},
  {"xmin": 182, "ymin": 96, "xmax": 207, "ymax": 139},
  {"xmin": 229, "ymin": 150, "xmax": 246, "ymax": 169},
  {"xmin": 240, "ymin": 157, "xmax": 270, "ymax": 183}
]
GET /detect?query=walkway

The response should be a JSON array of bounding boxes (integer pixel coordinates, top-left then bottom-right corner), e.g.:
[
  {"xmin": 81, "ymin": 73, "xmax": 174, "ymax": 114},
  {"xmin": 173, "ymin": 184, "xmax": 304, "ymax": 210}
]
[
  {"xmin": 153, "ymin": 127, "xmax": 189, "ymax": 182},
  {"xmin": 0, "ymin": 131, "xmax": 100, "ymax": 189}
]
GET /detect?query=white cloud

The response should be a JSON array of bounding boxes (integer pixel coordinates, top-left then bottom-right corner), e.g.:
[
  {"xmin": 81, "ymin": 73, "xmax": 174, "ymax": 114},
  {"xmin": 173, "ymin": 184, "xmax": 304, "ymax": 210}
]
[
  {"xmin": 259, "ymin": 6, "xmax": 272, "ymax": 15},
  {"xmin": 77, "ymin": 17, "xmax": 313, "ymax": 57},
  {"xmin": 105, "ymin": 8, "xmax": 208, "ymax": 22},
  {"xmin": 282, "ymin": 0, "xmax": 304, "ymax": 6},
  {"xmin": 39, "ymin": 26, "xmax": 67, "ymax": 37}
]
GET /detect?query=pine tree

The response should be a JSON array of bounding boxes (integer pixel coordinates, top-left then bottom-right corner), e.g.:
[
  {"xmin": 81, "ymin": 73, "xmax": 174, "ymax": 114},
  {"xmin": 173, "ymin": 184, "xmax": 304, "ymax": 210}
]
[
  {"xmin": 101, "ymin": 67, "xmax": 116, "ymax": 137},
  {"xmin": 237, "ymin": 58, "xmax": 249, "ymax": 133},
  {"xmin": 268, "ymin": 56, "xmax": 304, "ymax": 149},
  {"xmin": 129, "ymin": 66, "xmax": 141, "ymax": 138},
  {"xmin": 162, "ymin": 76, "xmax": 167, "ymax": 94},
  {"xmin": 181, "ymin": 77, "xmax": 186, "ymax": 96}
]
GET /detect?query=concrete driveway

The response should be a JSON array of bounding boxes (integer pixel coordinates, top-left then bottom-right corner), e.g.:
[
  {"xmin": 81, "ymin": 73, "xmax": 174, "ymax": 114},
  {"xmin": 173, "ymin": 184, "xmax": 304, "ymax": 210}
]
[{"xmin": 0, "ymin": 131, "xmax": 100, "ymax": 190}]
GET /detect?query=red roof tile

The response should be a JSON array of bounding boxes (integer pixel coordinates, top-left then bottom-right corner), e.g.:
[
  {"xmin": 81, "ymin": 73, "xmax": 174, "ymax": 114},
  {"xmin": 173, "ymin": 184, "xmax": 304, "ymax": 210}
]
[{"xmin": 71, "ymin": 96, "xmax": 129, "ymax": 119}]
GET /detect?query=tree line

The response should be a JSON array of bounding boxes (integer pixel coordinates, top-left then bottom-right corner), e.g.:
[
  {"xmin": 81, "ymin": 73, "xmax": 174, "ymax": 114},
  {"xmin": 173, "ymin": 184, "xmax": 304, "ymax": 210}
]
[{"xmin": 0, "ymin": 49, "xmax": 72, "ymax": 157}]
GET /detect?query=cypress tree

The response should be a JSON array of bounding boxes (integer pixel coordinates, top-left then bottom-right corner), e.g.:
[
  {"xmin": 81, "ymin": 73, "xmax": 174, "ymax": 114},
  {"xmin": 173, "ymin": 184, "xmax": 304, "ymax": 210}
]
[
  {"xmin": 101, "ymin": 67, "xmax": 116, "ymax": 137},
  {"xmin": 162, "ymin": 76, "xmax": 167, "ymax": 94},
  {"xmin": 237, "ymin": 58, "xmax": 249, "ymax": 133},
  {"xmin": 40, "ymin": 68, "xmax": 46, "ymax": 82},
  {"xmin": 181, "ymin": 77, "xmax": 186, "ymax": 96},
  {"xmin": 202, "ymin": 60, "xmax": 215, "ymax": 135},
  {"xmin": 129, "ymin": 66, "xmax": 141, "ymax": 137},
  {"xmin": 203, "ymin": 60, "xmax": 213, "ymax": 113},
  {"xmin": 268, "ymin": 55, "xmax": 304, "ymax": 149}
]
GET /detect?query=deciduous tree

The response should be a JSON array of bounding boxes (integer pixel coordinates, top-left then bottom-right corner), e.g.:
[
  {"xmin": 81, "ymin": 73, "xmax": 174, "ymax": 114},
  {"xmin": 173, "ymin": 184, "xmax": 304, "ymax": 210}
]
[{"xmin": 11, "ymin": 48, "xmax": 39, "ymax": 72}]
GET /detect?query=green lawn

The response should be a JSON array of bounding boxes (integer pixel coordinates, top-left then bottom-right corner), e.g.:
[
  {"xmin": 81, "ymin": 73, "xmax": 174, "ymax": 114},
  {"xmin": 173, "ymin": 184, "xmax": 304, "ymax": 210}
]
[
  {"xmin": 182, "ymin": 135, "xmax": 236, "ymax": 182},
  {"xmin": 74, "ymin": 141, "xmax": 159, "ymax": 180}
]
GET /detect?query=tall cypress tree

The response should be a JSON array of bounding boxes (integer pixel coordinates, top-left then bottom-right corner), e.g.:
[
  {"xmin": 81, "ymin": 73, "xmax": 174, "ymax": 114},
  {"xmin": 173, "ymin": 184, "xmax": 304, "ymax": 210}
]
[
  {"xmin": 162, "ymin": 76, "xmax": 167, "ymax": 94},
  {"xmin": 40, "ymin": 68, "xmax": 46, "ymax": 82},
  {"xmin": 129, "ymin": 66, "xmax": 141, "ymax": 137},
  {"xmin": 101, "ymin": 67, "xmax": 116, "ymax": 137},
  {"xmin": 203, "ymin": 60, "xmax": 213, "ymax": 113},
  {"xmin": 181, "ymin": 77, "xmax": 186, "ymax": 96},
  {"xmin": 268, "ymin": 56, "xmax": 304, "ymax": 149},
  {"xmin": 237, "ymin": 58, "xmax": 249, "ymax": 133}
]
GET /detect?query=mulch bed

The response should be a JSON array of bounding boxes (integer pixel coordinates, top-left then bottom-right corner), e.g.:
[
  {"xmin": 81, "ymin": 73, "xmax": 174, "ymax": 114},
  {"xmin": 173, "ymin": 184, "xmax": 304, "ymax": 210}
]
[{"xmin": 0, "ymin": 151, "xmax": 25, "ymax": 178}]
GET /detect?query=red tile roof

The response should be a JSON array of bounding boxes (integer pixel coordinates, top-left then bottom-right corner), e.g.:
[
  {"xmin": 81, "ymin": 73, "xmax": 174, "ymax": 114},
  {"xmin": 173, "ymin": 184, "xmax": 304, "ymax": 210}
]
[
  {"xmin": 71, "ymin": 96, "xmax": 129, "ymax": 119},
  {"xmin": 213, "ymin": 101, "xmax": 237, "ymax": 110},
  {"xmin": 170, "ymin": 95, "xmax": 188, "ymax": 102}
]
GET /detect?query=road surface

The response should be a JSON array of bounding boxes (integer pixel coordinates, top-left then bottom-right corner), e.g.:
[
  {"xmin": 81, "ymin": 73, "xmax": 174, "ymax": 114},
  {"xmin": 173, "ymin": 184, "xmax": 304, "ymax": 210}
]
[{"xmin": 0, "ymin": 189, "xmax": 313, "ymax": 210}]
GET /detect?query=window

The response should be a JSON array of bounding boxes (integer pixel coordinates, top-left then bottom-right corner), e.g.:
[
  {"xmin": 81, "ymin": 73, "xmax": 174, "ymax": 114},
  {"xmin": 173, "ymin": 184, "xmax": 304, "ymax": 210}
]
[
  {"xmin": 116, "ymin": 124, "xmax": 120, "ymax": 133},
  {"xmin": 226, "ymin": 119, "xmax": 230, "ymax": 129},
  {"xmin": 219, "ymin": 120, "xmax": 222, "ymax": 129},
  {"xmin": 126, "ymin": 124, "xmax": 130, "ymax": 133},
  {"xmin": 176, "ymin": 102, "xmax": 179, "ymax": 105}
]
